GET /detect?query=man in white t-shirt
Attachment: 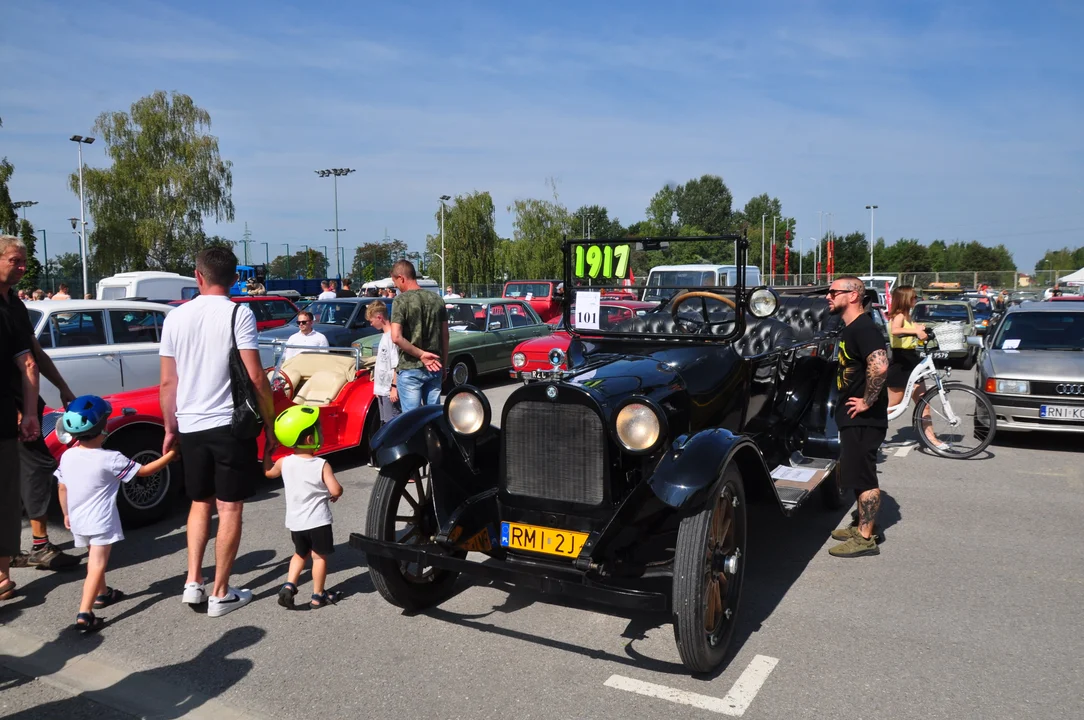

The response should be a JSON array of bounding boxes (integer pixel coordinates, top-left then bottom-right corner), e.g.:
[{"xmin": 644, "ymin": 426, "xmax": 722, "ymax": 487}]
[
  {"xmin": 443, "ymin": 286, "xmax": 461, "ymax": 299},
  {"xmin": 159, "ymin": 247, "xmax": 276, "ymax": 618},
  {"xmin": 317, "ymin": 281, "xmax": 337, "ymax": 300},
  {"xmin": 283, "ymin": 310, "xmax": 329, "ymax": 360}
]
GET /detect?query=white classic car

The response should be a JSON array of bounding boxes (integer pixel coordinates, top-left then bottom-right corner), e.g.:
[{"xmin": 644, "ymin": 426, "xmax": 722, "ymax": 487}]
[{"xmin": 25, "ymin": 299, "xmax": 172, "ymax": 409}]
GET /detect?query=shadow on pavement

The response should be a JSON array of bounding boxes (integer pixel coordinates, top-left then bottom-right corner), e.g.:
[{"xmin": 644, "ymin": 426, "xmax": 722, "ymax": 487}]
[
  {"xmin": 411, "ymin": 493, "xmax": 850, "ymax": 680},
  {"xmin": 2, "ymin": 626, "xmax": 264, "ymax": 719}
]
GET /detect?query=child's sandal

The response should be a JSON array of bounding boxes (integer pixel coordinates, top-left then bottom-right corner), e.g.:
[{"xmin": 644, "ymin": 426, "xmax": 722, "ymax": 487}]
[
  {"xmin": 310, "ymin": 590, "xmax": 340, "ymax": 608},
  {"xmin": 278, "ymin": 582, "xmax": 298, "ymax": 609},
  {"xmin": 93, "ymin": 587, "xmax": 124, "ymax": 609},
  {"xmin": 75, "ymin": 612, "xmax": 106, "ymax": 633}
]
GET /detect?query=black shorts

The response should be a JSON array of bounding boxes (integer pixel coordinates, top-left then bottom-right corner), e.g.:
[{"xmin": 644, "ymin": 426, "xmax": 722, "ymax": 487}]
[
  {"xmin": 887, "ymin": 348, "xmax": 922, "ymax": 389},
  {"xmin": 20, "ymin": 436, "xmax": 58, "ymax": 519},
  {"xmin": 838, "ymin": 425, "xmax": 886, "ymax": 492},
  {"xmin": 291, "ymin": 524, "xmax": 335, "ymax": 556},
  {"xmin": 178, "ymin": 425, "xmax": 259, "ymax": 503}
]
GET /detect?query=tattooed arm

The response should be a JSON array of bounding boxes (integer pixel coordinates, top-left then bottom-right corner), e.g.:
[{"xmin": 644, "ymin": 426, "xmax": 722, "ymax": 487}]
[{"xmin": 863, "ymin": 349, "xmax": 889, "ymax": 407}]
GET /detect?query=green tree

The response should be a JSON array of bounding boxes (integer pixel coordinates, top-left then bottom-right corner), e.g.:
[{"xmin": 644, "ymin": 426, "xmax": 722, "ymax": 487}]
[
  {"xmin": 736, "ymin": 193, "xmax": 784, "ymax": 270},
  {"xmin": 17, "ymin": 218, "xmax": 42, "ymax": 290},
  {"xmin": 570, "ymin": 205, "xmax": 625, "ymax": 240},
  {"xmin": 424, "ymin": 191, "xmax": 500, "ymax": 287},
  {"xmin": 0, "ymin": 158, "xmax": 16, "ymax": 236},
  {"xmin": 674, "ymin": 174, "xmax": 734, "ymax": 235},
  {"xmin": 642, "ymin": 184, "xmax": 678, "ymax": 236},
  {"xmin": 47, "ymin": 252, "xmax": 84, "ymax": 284},
  {"xmin": 504, "ymin": 186, "xmax": 572, "ymax": 280},
  {"xmin": 1034, "ymin": 247, "xmax": 1084, "ymax": 275},
  {"xmin": 71, "ymin": 91, "xmax": 234, "ymax": 273},
  {"xmin": 352, "ymin": 239, "xmax": 407, "ymax": 283}
]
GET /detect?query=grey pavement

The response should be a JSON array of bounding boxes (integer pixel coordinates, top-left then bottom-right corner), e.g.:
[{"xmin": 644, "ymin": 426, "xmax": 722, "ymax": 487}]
[
  {"xmin": 0, "ymin": 665, "xmax": 137, "ymax": 720},
  {"xmin": 1, "ymin": 374, "xmax": 1081, "ymax": 719}
]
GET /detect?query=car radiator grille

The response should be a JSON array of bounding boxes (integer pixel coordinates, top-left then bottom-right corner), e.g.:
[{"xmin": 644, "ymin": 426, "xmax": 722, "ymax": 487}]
[
  {"xmin": 42, "ymin": 411, "xmax": 62, "ymax": 438},
  {"xmin": 504, "ymin": 401, "xmax": 605, "ymax": 505}
]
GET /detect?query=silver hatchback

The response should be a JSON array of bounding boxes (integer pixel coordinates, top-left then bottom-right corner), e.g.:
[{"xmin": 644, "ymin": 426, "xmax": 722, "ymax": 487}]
[{"xmin": 976, "ymin": 302, "xmax": 1084, "ymax": 432}]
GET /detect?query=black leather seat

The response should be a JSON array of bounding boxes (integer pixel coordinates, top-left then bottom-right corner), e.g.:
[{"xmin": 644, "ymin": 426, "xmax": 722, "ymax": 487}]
[
  {"xmin": 734, "ymin": 318, "xmax": 797, "ymax": 356},
  {"xmin": 774, "ymin": 296, "xmax": 839, "ymax": 341}
]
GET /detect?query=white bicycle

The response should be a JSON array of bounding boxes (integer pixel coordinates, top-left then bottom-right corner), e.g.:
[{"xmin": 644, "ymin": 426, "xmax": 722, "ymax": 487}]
[{"xmin": 887, "ymin": 326, "xmax": 996, "ymax": 459}]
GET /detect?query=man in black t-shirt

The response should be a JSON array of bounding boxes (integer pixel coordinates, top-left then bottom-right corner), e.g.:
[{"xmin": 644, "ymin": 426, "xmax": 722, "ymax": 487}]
[{"xmin": 826, "ymin": 276, "xmax": 889, "ymax": 558}]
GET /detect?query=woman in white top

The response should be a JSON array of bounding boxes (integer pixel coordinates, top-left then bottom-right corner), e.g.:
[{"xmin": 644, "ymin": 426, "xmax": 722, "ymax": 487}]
[{"xmin": 263, "ymin": 405, "xmax": 343, "ymax": 609}]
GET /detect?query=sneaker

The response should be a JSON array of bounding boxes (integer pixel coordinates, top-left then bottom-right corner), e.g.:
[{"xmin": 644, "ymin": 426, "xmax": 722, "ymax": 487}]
[
  {"xmin": 182, "ymin": 580, "xmax": 207, "ymax": 605},
  {"xmin": 207, "ymin": 587, "xmax": 252, "ymax": 617},
  {"xmin": 10, "ymin": 552, "xmax": 30, "ymax": 568},
  {"xmin": 829, "ymin": 533, "xmax": 880, "ymax": 558},
  {"xmin": 26, "ymin": 543, "xmax": 80, "ymax": 570},
  {"xmin": 830, "ymin": 511, "xmax": 884, "ymax": 543}
]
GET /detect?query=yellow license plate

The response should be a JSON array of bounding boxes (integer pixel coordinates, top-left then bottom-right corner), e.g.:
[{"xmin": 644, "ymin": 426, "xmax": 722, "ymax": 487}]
[{"xmin": 500, "ymin": 521, "xmax": 587, "ymax": 558}]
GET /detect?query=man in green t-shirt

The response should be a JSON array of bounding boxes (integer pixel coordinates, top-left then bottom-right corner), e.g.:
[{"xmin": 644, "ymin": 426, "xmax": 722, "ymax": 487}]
[{"xmin": 390, "ymin": 260, "xmax": 449, "ymax": 411}]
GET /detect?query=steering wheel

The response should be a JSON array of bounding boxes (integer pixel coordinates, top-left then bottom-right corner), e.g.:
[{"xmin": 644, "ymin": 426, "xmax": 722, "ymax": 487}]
[
  {"xmin": 270, "ymin": 370, "xmax": 294, "ymax": 399},
  {"xmin": 669, "ymin": 291, "xmax": 738, "ymax": 334}
]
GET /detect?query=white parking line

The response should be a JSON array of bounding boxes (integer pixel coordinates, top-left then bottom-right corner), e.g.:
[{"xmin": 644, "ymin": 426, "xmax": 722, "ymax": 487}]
[
  {"xmin": 895, "ymin": 444, "xmax": 915, "ymax": 458},
  {"xmin": 604, "ymin": 654, "xmax": 779, "ymax": 716}
]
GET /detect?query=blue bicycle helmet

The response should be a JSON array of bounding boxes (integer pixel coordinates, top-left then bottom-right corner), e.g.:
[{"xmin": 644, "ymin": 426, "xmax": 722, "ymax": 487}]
[{"xmin": 61, "ymin": 395, "xmax": 113, "ymax": 438}]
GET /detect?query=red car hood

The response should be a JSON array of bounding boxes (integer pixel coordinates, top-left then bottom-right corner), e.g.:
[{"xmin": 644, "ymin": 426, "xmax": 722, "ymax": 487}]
[
  {"xmin": 516, "ymin": 332, "xmax": 571, "ymax": 356},
  {"xmin": 45, "ymin": 384, "xmax": 161, "ymax": 415}
]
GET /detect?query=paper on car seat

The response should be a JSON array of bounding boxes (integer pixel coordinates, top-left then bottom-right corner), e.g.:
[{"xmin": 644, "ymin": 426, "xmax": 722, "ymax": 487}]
[
  {"xmin": 770, "ymin": 465, "xmax": 818, "ymax": 483},
  {"xmin": 575, "ymin": 291, "xmax": 601, "ymax": 330}
]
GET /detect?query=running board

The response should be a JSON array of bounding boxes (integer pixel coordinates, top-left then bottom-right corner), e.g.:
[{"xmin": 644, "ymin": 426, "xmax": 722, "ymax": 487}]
[{"xmin": 770, "ymin": 453, "xmax": 837, "ymax": 514}]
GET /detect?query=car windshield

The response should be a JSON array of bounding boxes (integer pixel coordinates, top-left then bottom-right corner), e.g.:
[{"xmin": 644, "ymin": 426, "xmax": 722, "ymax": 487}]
[
  {"xmin": 505, "ymin": 282, "xmax": 551, "ymax": 299},
  {"xmin": 992, "ymin": 311, "xmax": 1084, "ymax": 350},
  {"xmin": 914, "ymin": 303, "xmax": 970, "ymax": 322},
  {"xmin": 564, "ymin": 235, "xmax": 743, "ymax": 342},
  {"xmin": 291, "ymin": 301, "xmax": 355, "ymax": 326},
  {"xmin": 643, "ymin": 271, "xmax": 716, "ymax": 302},
  {"xmin": 447, "ymin": 303, "xmax": 487, "ymax": 331},
  {"xmin": 968, "ymin": 301, "xmax": 992, "ymax": 318}
]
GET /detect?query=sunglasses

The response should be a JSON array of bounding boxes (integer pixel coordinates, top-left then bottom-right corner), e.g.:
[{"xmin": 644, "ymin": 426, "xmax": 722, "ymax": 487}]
[
  {"xmin": 298, "ymin": 320, "xmax": 312, "ymax": 325},
  {"xmin": 826, "ymin": 289, "xmax": 857, "ymax": 298}
]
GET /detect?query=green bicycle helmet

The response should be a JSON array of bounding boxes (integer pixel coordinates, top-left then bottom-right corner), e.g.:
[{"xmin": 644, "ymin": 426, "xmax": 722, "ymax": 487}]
[{"xmin": 274, "ymin": 405, "xmax": 322, "ymax": 449}]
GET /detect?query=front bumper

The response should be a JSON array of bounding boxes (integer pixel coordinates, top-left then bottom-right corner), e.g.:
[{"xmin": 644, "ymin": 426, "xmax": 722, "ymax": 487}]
[
  {"xmin": 349, "ymin": 533, "xmax": 668, "ymax": 612},
  {"xmin": 988, "ymin": 395, "xmax": 1084, "ymax": 433}
]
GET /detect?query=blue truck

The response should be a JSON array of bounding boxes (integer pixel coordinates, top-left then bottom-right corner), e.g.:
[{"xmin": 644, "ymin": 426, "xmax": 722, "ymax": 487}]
[{"xmin": 231, "ymin": 265, "xmax": 334, "ymax": 299}]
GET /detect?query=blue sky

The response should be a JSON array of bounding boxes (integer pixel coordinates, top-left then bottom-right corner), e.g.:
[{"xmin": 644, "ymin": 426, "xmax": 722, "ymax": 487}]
[{"xmin": 2, "ymin": 0, "xmax": 1082, "ymax": 272}]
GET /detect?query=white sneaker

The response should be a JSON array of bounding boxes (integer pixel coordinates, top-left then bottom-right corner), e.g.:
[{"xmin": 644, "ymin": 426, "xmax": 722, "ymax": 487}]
[
  {"xmin": 207, "ymin": 587, "xmax": 252, "ymax": 618},
  {"xmin": 182, "ymin": 580, "xmax": 207, "ymax": 605}
]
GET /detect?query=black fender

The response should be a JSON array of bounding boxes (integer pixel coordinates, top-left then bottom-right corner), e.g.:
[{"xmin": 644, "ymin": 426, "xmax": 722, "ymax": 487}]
[
  {"xmin": 647, "ymin": 428, "xmax": 774, "ymax": 510},
  {"xmin": 369, "ymin": 404, "xmax": 501, "ymax": 540}
]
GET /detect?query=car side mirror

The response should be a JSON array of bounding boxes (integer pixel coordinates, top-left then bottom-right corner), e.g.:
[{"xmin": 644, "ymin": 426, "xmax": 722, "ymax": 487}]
[
  {"xmin": 488, "ymin": 321, "xmax": 502, "ymax": 331},
  {"xmin": 966, "ymin": 335, "xmax": 983, "ymax": 348}
]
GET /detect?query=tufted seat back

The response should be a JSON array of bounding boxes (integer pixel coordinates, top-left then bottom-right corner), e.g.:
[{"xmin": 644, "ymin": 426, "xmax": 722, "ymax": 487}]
[
  {"xmin": 734, "ymin": 318, "xmax": 797, "ymax": 356},
  {"xmin": 774, "ymin": 296, "xmax": 840, "ymax": 340}
]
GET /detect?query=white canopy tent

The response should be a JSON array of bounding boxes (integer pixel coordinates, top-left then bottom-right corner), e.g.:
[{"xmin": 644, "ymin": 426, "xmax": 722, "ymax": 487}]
[{"xmin": 1058, "ymin": 267, "xmax": 1084, "ymax": 286}]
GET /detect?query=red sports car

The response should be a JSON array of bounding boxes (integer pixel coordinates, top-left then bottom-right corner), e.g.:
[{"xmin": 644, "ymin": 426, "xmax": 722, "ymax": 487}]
[
  {"xmin": 43, "ymin": 348, "xmax": 380, "ymax": 527},
  {"xmin": 510, "ymin": 300, "xmax": 657, "ymax": 376}
]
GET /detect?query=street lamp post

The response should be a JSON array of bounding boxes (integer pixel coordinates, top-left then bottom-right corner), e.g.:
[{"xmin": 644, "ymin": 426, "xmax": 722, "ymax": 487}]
[
  {"xmin": 315, "ymin": 168, "xmax": 355, "ymax": 278},
  {"xmin": 319, "ymin": 246, "xmax": 329, "ymax": 276},
  {"xmin": 261, "ymin": 242, "xmax": 269, "ymax": 266},
  {"xmin": 865, "ymin": 205, "xmax": 878, "ymax": 278},
  {"xmin": 772, "ymin": 216, "xmax": 778, "ymax": 285},
  {"xmin": 760, "ymin": 214, "xmax": 766, "ymax": 276},
  {"xmin": 283, "ymin": 243, "xmax": 290, "ymax": 279},
  {"xmin": 440, "ymin": 195, "xmax": 451, "ymax": 292},
  {"xmin": 70, "ymin": 135, "xmax": 95, "ymax": 297}
]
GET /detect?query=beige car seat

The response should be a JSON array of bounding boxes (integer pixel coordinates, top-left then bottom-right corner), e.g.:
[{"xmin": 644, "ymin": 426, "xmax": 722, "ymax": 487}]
[{"xmin": 278, "ymin": 352, "xmax": 357, "ymax": 406}]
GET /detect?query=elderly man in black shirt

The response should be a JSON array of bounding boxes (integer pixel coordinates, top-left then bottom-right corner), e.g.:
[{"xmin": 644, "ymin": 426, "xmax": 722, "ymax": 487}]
[{"xmin": 0, "ymin": 235, "xmax": 43, "ymax": 600}]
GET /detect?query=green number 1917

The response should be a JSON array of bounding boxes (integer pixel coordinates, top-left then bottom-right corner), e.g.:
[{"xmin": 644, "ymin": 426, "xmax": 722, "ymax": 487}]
[{"xmin": 573, "ymin": 243, "xmax": 631, "ymax": 280}]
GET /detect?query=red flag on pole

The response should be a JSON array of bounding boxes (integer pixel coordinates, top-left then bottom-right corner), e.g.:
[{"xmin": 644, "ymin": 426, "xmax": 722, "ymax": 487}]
[
  {"xmin": 784, "ymin": 246, "xmax": 790, "ymax": 283},
  {"xmin": 771, "ymin": 243, "xmax": 776, "ymax": 285}
]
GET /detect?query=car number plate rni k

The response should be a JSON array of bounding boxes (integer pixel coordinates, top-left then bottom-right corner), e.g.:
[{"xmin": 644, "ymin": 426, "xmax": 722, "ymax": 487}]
[
  {"xmin": 500, "ymin": 521, "xmax": 587, "ymax": 558},
  {"xmin": 1040, "ymin": 405, "xmax": 1084, "ymax": 420}
]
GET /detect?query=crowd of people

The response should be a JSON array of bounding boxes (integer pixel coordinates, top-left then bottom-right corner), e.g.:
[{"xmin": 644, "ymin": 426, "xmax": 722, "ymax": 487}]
[
  {"xmin": 0, "ymin": 238, "xmax": 450, "ymax": 628},
  {"xmin": 14, "ymin": 283, "xmax": 91, "ymax": 302}
]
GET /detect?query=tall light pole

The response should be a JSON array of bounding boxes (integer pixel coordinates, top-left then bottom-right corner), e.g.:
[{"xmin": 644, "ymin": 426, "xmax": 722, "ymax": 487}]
[
  {"xmin": 319, "ymin": 246, "xmax": 329, "ymax": 276},
  {"xmin": 261, "ymin": 242, "xmax": 269, "ymax": 266},
  {"xmin": 283, "ymin": 243, "xmax": 290, "ymax": 278},
  {"xmin": 772, "ymin": 216, "xmax": 778, "ymax": 285},
  {"xmin": 760, "ymin": 214, "xmax": 766, "ymax": 276},
  {"xmin": 70, "ymin": 135, "xmax": 95, "ymax": 297},
  {"xmin": 439, "ymin": 195, "xmax": 451, "ymax": 292},
  {"xmin": 865, "ymin": 205, "xmax": 878, "ymax": 279},
  {"xmin": 315, "ymin": 168, "xmax": 355, "ymax": 278}
]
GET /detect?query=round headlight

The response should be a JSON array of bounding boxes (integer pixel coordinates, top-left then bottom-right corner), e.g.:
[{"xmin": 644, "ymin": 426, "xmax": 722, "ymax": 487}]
[
  {"xmin": 749, "ymin": 287, "xmax": 779, "ymax": 318},
  {"xmin": 615, "ymin": 402, "xmax": 662, "ymax": 452},
  {"xmin": 447, "ymin": 392, "xmax": 486, "ymax": 435},
  {"xmin": 512, "ymin": 352, "xmax": 527, "ymax": 369},
  {"xmin": 56, "ymin": 427, "xmax": 73, "ymax": 444}
]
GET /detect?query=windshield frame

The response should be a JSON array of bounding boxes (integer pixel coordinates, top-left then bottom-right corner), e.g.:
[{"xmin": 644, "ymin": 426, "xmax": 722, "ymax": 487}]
[{"xmin": 562, "ymin": 235, "xmax": 748, "ymax": 344}]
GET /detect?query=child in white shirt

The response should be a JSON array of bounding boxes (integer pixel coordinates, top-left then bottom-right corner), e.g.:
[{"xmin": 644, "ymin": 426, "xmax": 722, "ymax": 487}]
[
  {"xmin": 366, "ymin": 300, "xmax": 400, "ymax": 427},
  {"xmin": 56, "ymin": 395, "xmax": 176, "ymax": 631},
  {"xmin": 263, "ymin": 405, "xmax": 343, "ymax": 609}
]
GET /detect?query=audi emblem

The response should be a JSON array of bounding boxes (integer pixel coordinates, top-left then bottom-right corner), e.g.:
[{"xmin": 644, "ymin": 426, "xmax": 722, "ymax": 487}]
[{"xmin": 1056, "ymin": 383, "xmax": 1084, "ymax": 395}]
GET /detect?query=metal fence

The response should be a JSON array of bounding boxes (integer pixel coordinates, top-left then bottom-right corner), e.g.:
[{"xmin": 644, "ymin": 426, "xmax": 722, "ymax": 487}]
[
  {"xmin": 766, "ymin": 270, "xmax": 1075, "ymax": 291},
  {"xmin": 23, "ymin": 275, "xmax": 101, "ymax": 299}
]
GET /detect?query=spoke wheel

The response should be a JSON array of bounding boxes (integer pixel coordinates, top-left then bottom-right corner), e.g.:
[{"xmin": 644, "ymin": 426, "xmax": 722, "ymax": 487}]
[
  {"xmin": 365, "ymin": 461, "xmax": 461, "ymax": 610},
  {"xmin": 110, "ymin": 429, "xmax": 181, "ymax": 527},
  {"xmin": 913, "ymin": 381, "xmax": 996, "ymax": 459},
  {"xmin": 672, "ymin": 466, "xmax": 747, "ymax": 674}
]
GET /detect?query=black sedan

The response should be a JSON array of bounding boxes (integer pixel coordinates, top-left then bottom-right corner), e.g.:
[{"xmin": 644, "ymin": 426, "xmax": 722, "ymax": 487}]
[{"xmin": 258, "ymin": 297, "xmax": 391, "ymax": 366}]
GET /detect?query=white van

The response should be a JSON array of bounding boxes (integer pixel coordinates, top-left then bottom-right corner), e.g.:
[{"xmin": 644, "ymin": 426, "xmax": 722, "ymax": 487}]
[
  {"xmin": 361, "ymin": 277, "xmax": 441, "ymax": 296},
  {"xmin": 642, "ymin": 264, "xmax": 764, "ymax": 303},
  {"xmin": 97, "ymin": 271, "xmax": 198, "ymax": 301}
]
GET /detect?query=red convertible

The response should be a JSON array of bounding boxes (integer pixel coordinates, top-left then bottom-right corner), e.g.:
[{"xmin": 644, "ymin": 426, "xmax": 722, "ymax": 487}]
[
  {"xmin": 43, "ymin": 346, "xmax": 380, "ymax": 526},
  {"xmin": 510, "ymin": 300, "xmax": 657, "ymax": 376}
]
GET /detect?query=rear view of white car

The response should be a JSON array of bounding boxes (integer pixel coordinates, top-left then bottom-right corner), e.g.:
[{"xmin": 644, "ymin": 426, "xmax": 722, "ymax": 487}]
[{"xmin": 25, "ymin": 299, "xmax": 172, "ymax": 408}]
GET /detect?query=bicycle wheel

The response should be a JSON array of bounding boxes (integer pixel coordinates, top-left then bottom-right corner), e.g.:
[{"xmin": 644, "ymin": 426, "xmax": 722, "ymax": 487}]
[{"xmin": 912, "ymin": 382, "xmax": 996, "ymax": 459}]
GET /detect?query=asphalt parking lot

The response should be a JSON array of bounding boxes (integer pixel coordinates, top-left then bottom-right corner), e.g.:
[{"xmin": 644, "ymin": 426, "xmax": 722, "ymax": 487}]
[{"xmin": 2, "ymin": 375, "xmax": 1082, "ymax": 720}]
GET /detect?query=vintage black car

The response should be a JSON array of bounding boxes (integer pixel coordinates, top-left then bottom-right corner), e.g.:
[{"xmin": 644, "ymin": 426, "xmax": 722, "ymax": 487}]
[{"xmin": 350, "ymin": 235, "xmax": 851, "ymax": 674}]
